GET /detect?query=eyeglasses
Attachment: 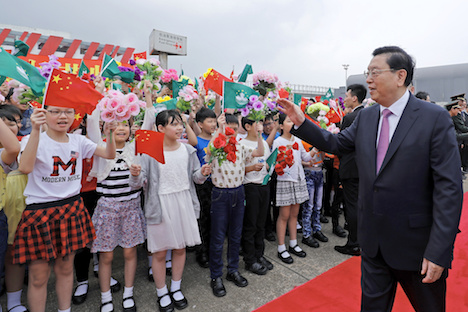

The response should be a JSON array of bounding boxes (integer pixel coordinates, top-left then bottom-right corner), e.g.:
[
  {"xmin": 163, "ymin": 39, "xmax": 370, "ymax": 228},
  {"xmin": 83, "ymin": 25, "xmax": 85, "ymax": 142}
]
[
  {"xmin": 47, "ymin": 110, "xmax": 75, "ymax": 116},
  {"xmin": 364, "ymin": 69, "xmax": 395, "ymax": 78}
]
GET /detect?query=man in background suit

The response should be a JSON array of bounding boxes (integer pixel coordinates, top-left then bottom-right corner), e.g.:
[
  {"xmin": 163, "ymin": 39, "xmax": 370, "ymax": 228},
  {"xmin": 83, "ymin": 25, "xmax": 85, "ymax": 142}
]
[
  {"xmin": 335, "ymin": 84, "xmax": 366, "ymax": 256},
  {"xmin": 277, "ymin": 46, "xmax": 462, "ymax": 311}
]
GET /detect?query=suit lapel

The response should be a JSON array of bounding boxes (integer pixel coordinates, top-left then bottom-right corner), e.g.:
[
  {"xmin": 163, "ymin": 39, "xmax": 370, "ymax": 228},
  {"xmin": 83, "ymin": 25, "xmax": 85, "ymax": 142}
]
[{"xmin": 378, "ymin": 96, "xmax": 420, "ymax": 174}]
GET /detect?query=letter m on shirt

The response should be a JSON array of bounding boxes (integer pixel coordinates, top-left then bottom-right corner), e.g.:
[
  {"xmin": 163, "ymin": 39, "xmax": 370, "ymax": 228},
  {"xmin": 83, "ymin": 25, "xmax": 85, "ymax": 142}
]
[{"xmin": 51, "ymin": 156, "xmax": 77, "ymax": 176}]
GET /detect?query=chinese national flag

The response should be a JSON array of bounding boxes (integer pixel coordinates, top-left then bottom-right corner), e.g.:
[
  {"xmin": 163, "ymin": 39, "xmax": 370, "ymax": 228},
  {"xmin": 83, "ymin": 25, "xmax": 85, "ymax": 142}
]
[
  {"xmin": 203, "ymin": 69, "xmax": 232, "ymax": 95},
  {"xmin": 134, "ymin": 51, "xmax": 147, "ymax": 60},
  {"xmin": 325, "ymin": 108, "xmax": 342, "ymax": 124},
  {"xmin": 69, "ymin": 109, "xmax": 86, "ymax": 132},
  {"xmin": 43, "ymin": 68, "xmax": 103, "ymax": 115},
  {"xmin": 135, "ymin": 130, "xmax": 165, "ymax": 164}
]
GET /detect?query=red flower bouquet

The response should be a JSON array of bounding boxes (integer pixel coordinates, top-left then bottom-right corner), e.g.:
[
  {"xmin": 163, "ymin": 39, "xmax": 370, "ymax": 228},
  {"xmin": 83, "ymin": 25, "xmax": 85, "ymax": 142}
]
[
  {"xmin": 208, "ymin": 127, "xmax": 238, "ymax": 165},
  {"xmin": 275, "ymin": 144, "xmax": 296, "ymax": 175}
]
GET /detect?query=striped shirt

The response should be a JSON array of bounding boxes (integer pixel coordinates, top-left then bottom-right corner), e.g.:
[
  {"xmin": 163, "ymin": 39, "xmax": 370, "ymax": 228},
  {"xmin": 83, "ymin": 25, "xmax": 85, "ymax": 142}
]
[{"xmin": 96, "ymin": 150, "xmax": 140, "ymax": 201}]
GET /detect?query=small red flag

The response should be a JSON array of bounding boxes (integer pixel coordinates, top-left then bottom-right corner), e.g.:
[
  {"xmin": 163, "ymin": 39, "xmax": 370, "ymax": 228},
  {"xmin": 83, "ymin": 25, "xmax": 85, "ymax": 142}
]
[
  {"xmin": 43, "ymin": 68, "xmax": 103, "ymax": 115},
  {"xmin": 135, "ymin": 130, "xmax": 165, "ymax": 164},
  {"xmin": 278, "ymin": 88, "xmax": 289, "ymax": 99},
  {"xmin": 325, "ymin": 108, "xmax": 342, "ymax": 124},
  {"xmin": 133, "ymin": 52, "xmax": 147, "ymax": 60},
  {"xmin": 203, "ymin": 69, "xmax": 232, "ymax": 95},
  {"xmin": 230, "ymin": 69, "xmax": 234, "ymax": 80}
]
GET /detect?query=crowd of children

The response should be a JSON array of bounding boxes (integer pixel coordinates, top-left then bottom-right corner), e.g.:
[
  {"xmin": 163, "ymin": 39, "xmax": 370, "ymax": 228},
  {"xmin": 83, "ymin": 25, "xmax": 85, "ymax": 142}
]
[{"xmin": 0, "ymin": 78, "xmax": 348, "ymax": 312}]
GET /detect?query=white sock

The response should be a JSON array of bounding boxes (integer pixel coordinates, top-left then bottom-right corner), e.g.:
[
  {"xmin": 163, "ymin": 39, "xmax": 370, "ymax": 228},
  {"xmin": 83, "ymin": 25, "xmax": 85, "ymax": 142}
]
[
  {"xmin": 166, "ymin": 250, "xmax": 172, "ymax": 268},
  {"xmin": 278, "ymin": 244, "xmax": 291, "ymax": 258},
  {"xmin": 297, "ymin": 221, "xmax": 302, "ymax": 229},
  {"xmin": 171, "ymin": 279, "xmax": 184, "ymax": 301},
  {"xmin": 289, "ymin": 239, "xmax": 297, "ymax": 247},
  {"xmin": 110, "ymin": 277, "xmax": 118, "ymax": 287},
  {"xmin": 74, "ymin": 280, "xmax": 89, "ymax": 296},
  {"xmin": 148, "ymin": 255, "xmax": 152, "ymax": 267},
  {"xmin": 101, "ymin": 290, "xmax": 113, "ymax": 312},
  {"xmin": 123, "ymin": 286, "xmax": 134, "ymax": 308},
  {"xmin": 7, "ymin": 290, "xmax": 25, "ymax": 311},
  {"xmin": 166, "ymin": 260, "xmax": 172, "ymax": 269},
  {"xmin": 58, "ymin": 308, "xmax": 70, "ymax": 312},
  {"xmin": 278, "ymin": 244, "xmax": 286, "ymax": 253},
  {"xmin": 156, "ymin": 285, "xmax": 171, "ymax": 307}
]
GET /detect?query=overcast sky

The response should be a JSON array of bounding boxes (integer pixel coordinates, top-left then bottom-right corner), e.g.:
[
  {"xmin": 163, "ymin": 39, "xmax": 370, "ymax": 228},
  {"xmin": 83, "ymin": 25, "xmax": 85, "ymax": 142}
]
[{"xmin": 3, "ymin": 0, "xmax": 468, "ymax": 88}]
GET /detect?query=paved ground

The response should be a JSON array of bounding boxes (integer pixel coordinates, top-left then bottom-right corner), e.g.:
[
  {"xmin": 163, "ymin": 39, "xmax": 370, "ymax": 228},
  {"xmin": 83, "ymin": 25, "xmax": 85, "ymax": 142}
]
[
  {"xmin": 0, "ymin": 214, "xmax": 352, "ymax": 312},
  {"xmin": 3, "ymin": 179, "xmax": 466, "ymax": 311}
]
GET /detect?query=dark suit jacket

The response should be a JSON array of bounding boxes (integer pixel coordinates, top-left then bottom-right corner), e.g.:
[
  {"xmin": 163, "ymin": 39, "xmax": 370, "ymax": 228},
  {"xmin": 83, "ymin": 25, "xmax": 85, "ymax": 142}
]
[
  {"xmin": 338, "ymin": 105, "xmax": 363, "ymax": 180},
  {"xmin": 292, "ymin": 94, "xmax": 463, "ymax": 271}
]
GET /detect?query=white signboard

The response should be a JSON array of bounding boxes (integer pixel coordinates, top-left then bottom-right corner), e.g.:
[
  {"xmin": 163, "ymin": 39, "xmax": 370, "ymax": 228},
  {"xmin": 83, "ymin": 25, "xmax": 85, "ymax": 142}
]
[{"xmin": 149, "ymin": 29, "xmax": 187, "ymax": 56}]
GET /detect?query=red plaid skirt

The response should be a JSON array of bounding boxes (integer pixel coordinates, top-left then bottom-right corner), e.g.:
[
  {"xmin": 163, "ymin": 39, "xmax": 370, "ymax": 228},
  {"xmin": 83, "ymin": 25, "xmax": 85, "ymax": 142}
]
[{"xmin": 13, "ymin": 195, "xmax": 96, "ymax": 264}]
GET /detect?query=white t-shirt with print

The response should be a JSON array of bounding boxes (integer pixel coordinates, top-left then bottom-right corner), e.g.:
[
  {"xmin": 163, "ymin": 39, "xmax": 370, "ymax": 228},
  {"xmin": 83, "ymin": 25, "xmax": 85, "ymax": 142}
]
[
  {"xmin": 21, "ymin": 132, "xmax": 97, "ymax": 205},
  {"xmin": 240, "ymin": 138, "xmax": 270, "ymax": 185}
]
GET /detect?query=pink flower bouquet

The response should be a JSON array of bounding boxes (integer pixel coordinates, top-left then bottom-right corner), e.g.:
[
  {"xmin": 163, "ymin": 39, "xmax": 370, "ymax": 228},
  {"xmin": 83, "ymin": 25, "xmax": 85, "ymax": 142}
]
[
  {"xmin": 252, "ymin": 70, "xmax": 280, "ymax": 96},
  {"xmin": 97, "ymin": 90, "xmax": 146, "ymax": 122},
  {"xmin": 176, "ymin": 85, "xmax": 198, "ymax": 112}
]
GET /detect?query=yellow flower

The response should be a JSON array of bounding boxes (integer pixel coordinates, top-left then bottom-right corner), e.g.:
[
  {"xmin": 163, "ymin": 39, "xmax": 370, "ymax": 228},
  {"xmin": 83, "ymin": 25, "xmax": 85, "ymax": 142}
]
[
  {"xmin": 156, "ymin": 96, "xmax": 171, "ymax": 103},
  {"xmin": 179, "ymin": 75, "xmax": 194, "ymax": 85},
  {"xmin": 203, "ymin": 68, "xmax": 213, "ymax": 79}
]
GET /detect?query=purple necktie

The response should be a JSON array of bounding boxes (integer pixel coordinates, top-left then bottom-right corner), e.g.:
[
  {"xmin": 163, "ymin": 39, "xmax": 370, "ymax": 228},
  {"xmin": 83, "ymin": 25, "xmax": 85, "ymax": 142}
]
[{"xmin": 376, "ymin": 109, "xmax": 392, "ymax": 172}]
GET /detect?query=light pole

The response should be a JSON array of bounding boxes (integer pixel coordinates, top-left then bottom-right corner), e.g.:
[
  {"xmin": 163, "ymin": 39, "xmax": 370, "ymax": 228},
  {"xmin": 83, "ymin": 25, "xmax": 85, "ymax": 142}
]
[{"xmin": 342, "ymin": 64, "xmax": 349, "ymax": 85}]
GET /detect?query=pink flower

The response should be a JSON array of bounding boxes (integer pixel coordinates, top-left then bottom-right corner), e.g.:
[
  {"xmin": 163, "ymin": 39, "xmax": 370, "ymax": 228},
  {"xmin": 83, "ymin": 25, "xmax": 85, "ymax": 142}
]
[
  {"xmin": 116, "ymin": 109, "xmax": 132, "ymax": 121},
  {"xmin": 138, "ymin": 100, "xmax": 146, "ymax": 108},
  {"xmin": 125, "ymin": 93, "xmax": 138, "ymax": 104},
  {"xmin": 128, "ymin": 103, "xmax": 140, "ymax": 116},
  {"xmin": 108, "ymin": 90, "xmax": 124, "ymax": 99},
  {"xmin": 97, "ymin": 97, "xmax": 109, "ymax": 110},
  {"xmin": 253, "ymin": 101, "xmax": 264, "ymax": 112},
  {"xmin": 101, "ymin": 109, "xmax": 116, "ymax": 122},
  {"xmin": 149, "ymin": 58, "xmax": 160, "ymax": 66},
  {"xmin": 240, "ymin": 107, "xmax": 250, "ymax": 117},
  {"xmin": 114, "ymin": 104, "xmax": 128, "ymax": 116},
  {"xmin": 266, "ymin": 100, "xmax": 276, "ymax": 110},
  {"xmin": 108, "ymin": 98, "xmax": 120, "ymax": 110}
]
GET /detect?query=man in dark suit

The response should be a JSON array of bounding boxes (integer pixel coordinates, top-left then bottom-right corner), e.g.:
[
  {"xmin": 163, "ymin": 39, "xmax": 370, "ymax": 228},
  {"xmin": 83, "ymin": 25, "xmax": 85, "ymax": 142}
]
[
  {"xmin": 277, "ymin": 46, "xmax": 462, "ymax": 311},
  {"xmin": 335, "ymin": 84, "xmax": 366, "ymax": 256}
]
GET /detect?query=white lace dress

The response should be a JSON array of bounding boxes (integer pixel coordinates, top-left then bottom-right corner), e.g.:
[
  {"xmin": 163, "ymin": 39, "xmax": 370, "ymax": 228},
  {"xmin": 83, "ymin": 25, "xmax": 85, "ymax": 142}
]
[{"xmin": 146, "ymin": 144, "xmax": 201, "ymax": 253}]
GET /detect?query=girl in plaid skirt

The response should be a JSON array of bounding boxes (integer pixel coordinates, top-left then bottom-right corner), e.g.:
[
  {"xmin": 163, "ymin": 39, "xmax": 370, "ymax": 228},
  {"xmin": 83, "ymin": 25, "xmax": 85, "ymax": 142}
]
[{"xmin": 13, "ymin": 105, "xmax": 116, "ymax": 312}]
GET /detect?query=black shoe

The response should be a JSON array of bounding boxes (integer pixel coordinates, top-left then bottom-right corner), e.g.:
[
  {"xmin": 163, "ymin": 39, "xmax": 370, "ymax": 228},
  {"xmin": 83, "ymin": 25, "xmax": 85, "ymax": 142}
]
[
  {"xmin": 333, "ymin": 225, "xmax": 347, "ymax": 238},
  {"xmin": 320, "ymin": 215, "xmax": 329, "ymax": 223},
  {"xmin": 258, "ymin": 256, "xmax": 274, "ymax": 270},
  {"xmin": 166, "ymin": 267, "xmax": 172, "ymax": 276},
  {"xmin": 170, "ymin": 290, "xmax": 188, "ymax": 310},
  {"xmin": 334, "ymin": 244, "xmax": 361, "ymax": 256},
  {"xmin": 148, "ymin": 268, "xmax": 154, "ymax": 282},
  {"xmin": 101, "ymin": 301, "xmax": 113, "ymax": 312},
  {"xmin": 110, "ymin": 279, "xmax": 121, "ymax": 293},
  {"xmin": 302, "ymin": 236, "xmax": 319, "ymax": 248},
  {"xmin": 245, "ymin": 262, "xmax": 267, "ymax": 275},
  {"xmin": 277, "ymin": 250, "xmax": 293, "ymax": 264},
  {"xmin": 288, "ymin": 245, "xmax": 306, "ymax": 258},
  {"xmin": 265, "ymin": 232, "xmax": 276, "ymax": 242},
  {"xmin": 157, "ymin": 293, "xmax": 175, "ymax": 312},
  {"xmin": 122, "ymin": 296, "xmax": 137, "ymax": 312},
  {"xmin": 226, "ymin": 271, "xmax": 248, "ymax": 287},
  {"xmin": 211, "ymin": 277, "xmax": 226, "ymax": 297},
  {"xmin": 313, "ymin": 231, "xmax": 329, "ymax": 242},
  {"xmin": 196, "ymin": 253, "xmax": 210, "ymax": 268},
  {"xmin": 94, "ymin": 269, "xmax": 99, "ymax": 278},
  {"xmin": 72, "ymin": 282, "xmax": 88, "ymax": 305}
]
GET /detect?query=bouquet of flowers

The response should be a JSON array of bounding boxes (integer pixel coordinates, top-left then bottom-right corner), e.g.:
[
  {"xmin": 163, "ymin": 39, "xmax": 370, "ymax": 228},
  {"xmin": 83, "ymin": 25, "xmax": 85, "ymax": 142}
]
[
  {"xmin": 208, "ymin": 127, "xmax": 238, "ymax": 165},
  {"xmin": 363, "ymin": 98, "xmax": 377, "ymax": 108},
  {"xmin": 252, "ymin": 70, "xmax": 280, "ymax": 96},
  {"xmin": 176, "ymin": 85, "xmax": 198, "ymax": 112},
  {"xmin": 135, "ymin": 58, "xmax": 163, "ymax": 90},
  {"xmin": 120, "ymin": 60, "xmax": 145, "ymax": 82},
  {"xmin": 274, "ymin": 143, "xmax": 298, "ymax": 175},
  {"xmin": 97, "ymin": 90, "xmax": 146, "ymax": 122},
  {"xmin": 239, "ymin": 94, "xmax": 277, "ymax": 121},
  {"xmin": 160, "ymin": 69, "xmax": 178, "ymax": 90},
  {"xmin": 39, "ymin": 55, "xmax": 61, "ymax": 79}
]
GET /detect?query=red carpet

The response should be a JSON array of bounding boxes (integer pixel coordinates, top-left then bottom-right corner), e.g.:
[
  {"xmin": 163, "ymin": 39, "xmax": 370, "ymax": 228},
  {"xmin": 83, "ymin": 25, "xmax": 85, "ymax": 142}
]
[{"xmin": 254, "ymin": 198, "xmax": 468, "ymax": 312}]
